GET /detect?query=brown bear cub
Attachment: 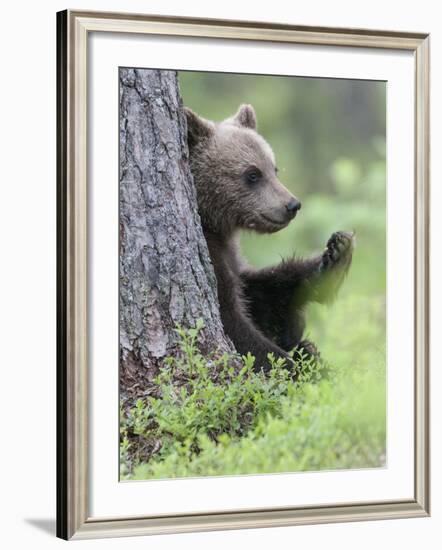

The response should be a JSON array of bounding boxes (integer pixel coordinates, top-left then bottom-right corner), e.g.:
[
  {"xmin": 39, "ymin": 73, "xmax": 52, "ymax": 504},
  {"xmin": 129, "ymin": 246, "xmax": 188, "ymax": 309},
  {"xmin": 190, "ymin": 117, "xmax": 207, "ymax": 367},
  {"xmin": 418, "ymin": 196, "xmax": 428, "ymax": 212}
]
[{"xmin": 185, "ymin": 104, "xmax": 354, "ymax": 374}]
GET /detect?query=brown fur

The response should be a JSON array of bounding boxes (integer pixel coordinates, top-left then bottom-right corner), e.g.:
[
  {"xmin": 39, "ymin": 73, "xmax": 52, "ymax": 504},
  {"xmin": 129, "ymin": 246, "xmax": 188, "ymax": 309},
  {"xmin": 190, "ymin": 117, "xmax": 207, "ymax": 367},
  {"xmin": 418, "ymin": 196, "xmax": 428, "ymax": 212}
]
[{"xmin": 185, "ymin": 104, "xmax": 354, "ymax": 373}]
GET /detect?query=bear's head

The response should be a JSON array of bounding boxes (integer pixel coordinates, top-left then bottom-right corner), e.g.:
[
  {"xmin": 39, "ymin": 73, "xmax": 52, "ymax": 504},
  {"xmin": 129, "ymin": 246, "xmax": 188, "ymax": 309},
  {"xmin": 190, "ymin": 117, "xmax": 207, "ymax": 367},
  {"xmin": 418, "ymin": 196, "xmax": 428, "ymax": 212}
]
[{"xmin": 185, "ymin": 104, "xmax": 301, "ymax": 237}]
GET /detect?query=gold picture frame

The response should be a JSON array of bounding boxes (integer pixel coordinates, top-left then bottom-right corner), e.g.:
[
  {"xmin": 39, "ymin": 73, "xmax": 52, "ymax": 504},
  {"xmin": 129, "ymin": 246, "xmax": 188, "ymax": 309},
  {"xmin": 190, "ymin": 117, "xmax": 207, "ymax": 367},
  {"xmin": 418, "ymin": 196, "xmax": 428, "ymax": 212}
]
[{"xmin": 56, "ymin": 9, "xmax": 430, "ymax": 540}]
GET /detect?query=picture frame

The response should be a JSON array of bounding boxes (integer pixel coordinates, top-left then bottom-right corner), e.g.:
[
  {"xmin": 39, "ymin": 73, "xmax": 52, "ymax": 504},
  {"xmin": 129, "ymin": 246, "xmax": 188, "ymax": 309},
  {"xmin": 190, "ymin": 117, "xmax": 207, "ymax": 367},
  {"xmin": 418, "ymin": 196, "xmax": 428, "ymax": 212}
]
[{"xmin": 56, "ymin": 9, "xmax": 430, "ymax": 540}]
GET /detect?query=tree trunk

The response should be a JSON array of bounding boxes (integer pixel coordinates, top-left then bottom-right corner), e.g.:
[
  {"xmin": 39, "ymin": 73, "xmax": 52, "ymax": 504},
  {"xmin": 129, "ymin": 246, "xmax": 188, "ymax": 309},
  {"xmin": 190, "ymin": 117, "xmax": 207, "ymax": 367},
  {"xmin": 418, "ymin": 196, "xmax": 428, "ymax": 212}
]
[{"xmin": 119, "ymin": 68, "xmax": 234, "ymax": 399}]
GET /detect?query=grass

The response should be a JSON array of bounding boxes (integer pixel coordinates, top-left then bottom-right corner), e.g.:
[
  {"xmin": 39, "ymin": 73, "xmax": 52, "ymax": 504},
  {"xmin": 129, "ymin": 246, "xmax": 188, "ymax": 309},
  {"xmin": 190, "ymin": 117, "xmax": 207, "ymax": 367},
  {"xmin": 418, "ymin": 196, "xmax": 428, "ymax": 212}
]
[{"xmin": 120, "ymin": 293, "xmax": 386, "ymax": 480}]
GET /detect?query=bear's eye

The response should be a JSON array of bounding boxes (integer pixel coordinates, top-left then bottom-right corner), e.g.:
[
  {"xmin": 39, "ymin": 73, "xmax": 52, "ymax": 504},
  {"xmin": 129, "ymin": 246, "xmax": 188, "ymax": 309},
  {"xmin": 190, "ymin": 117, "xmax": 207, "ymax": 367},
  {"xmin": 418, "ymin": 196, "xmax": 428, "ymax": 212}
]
[{"xmin": 245, "ymin": 168, "xmax": 262, "ymax": 184}]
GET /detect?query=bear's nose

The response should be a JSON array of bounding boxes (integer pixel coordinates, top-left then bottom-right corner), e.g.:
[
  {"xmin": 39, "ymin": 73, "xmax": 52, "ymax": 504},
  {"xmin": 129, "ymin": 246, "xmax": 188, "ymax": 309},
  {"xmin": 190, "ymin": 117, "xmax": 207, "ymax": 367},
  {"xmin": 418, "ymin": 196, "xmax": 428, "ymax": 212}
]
[{"xmin": 286, "ymin": 198, "xmax": 301, "ymax": 217}]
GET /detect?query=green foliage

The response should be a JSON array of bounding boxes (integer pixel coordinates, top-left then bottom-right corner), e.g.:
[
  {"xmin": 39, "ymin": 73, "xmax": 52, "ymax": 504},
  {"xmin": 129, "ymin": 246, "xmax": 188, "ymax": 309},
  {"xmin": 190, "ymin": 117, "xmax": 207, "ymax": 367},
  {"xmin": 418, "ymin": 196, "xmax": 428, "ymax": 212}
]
[
  {"xmin": 132, "ymin": 370, "xmax": 385, "ymax": 479},
  {"xmin": 121, "ymin": 299, "xmax": 386, "ymax": 480},
  {"xmin": 120, "ymin": 321, "xmax": 322, "ymax": 478}
]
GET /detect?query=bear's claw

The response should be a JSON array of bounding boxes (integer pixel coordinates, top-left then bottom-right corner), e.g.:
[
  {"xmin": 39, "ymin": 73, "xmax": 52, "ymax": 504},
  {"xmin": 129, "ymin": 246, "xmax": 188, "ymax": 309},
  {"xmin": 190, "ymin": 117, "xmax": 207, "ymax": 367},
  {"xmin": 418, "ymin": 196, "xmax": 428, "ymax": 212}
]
[
  {"xmin": 295, "ymin": 339, "xmax": 320, "ymax": 360},
  {"xmin": 320, "ymin": 230, "xmax": 354, "ymax": 272}
]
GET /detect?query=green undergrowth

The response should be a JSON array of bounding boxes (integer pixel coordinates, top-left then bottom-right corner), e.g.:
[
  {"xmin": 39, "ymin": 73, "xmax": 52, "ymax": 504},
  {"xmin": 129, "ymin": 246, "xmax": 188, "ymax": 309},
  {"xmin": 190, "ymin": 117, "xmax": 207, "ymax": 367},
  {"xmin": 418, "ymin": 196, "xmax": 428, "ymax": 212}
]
[{"xmin": 120, "ymin": 295, "xmax": 386, "ymax": 480}]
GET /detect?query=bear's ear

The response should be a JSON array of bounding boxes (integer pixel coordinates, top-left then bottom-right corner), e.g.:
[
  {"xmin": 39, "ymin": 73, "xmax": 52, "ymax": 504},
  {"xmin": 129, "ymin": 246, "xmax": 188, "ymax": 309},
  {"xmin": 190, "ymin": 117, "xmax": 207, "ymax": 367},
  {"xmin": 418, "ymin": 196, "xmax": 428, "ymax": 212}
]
[
  {"xmin": 230, "ymin": 104, "xmax": 257, "ymax": 130},
  {"xmin": 184, "ymin": 107, "xmax": 214, "ymax": 147}
]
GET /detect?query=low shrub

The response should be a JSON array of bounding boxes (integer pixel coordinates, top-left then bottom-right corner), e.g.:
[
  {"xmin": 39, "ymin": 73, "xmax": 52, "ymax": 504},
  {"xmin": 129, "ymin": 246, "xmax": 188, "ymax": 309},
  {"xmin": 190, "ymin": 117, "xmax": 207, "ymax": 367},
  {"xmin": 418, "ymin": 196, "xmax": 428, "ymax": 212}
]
[{"xmin": 121, "ymin": 295, "xmax": 386, "ymax": 480}]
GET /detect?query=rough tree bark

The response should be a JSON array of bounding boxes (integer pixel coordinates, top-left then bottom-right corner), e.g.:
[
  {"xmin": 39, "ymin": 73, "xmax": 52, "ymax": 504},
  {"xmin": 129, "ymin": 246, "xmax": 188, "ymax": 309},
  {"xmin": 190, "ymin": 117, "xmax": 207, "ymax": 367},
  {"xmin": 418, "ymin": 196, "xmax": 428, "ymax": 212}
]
[{"xmin": 119, "ymin": 68, "xmax": 234, "ymax": 399}]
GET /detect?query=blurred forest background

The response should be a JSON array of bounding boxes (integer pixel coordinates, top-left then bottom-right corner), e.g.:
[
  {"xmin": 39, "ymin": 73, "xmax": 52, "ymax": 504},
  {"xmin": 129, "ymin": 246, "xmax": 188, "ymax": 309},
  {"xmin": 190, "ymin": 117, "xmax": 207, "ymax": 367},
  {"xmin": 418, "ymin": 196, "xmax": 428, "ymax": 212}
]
[{"xmin": 121, "ymin": 71, "xmax": 387, "ymax": 480}]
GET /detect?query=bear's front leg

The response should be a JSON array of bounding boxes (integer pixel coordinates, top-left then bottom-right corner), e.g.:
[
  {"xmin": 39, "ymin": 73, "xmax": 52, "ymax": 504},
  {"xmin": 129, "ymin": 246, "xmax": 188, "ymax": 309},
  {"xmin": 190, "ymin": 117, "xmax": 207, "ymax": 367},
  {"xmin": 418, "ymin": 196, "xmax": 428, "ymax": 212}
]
[{"xmin": 313, "ymin": 230, "xmax": 354, "ymax": 302}]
